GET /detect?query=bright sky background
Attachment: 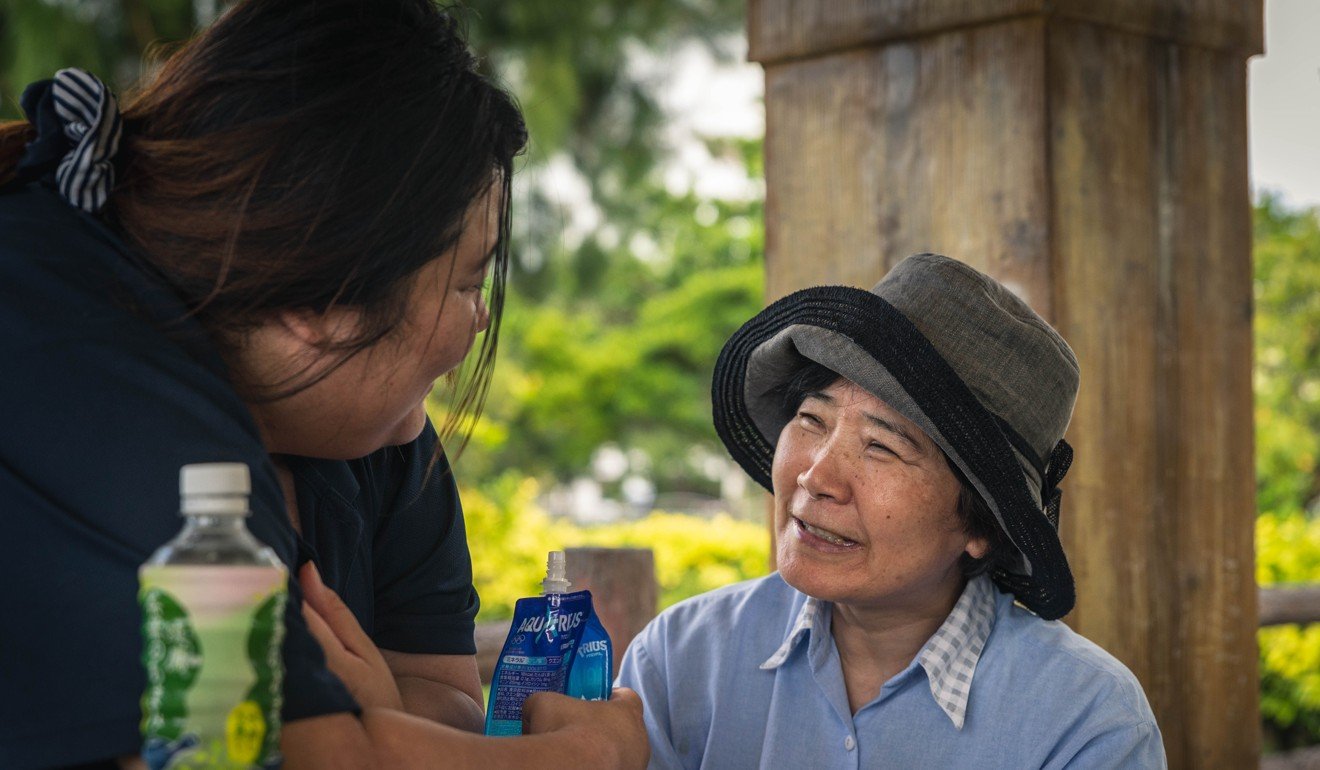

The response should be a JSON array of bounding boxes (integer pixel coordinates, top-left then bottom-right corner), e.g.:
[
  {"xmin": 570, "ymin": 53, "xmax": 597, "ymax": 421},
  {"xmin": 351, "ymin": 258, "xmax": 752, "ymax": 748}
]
[{"xmin": 1250, "ymin": 0, "xmax": 1320, "ymax": 208}]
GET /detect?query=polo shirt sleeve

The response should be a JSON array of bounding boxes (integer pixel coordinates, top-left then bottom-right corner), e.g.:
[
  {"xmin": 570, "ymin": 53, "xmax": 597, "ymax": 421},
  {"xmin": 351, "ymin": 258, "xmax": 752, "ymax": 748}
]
[
  {"xmin": 362, "ymin": 422, "xmax": 479, "ymax": 654},
  {"xmin": 1049, "ymin": 721, "xmax": 1166, "ymax": 770}
]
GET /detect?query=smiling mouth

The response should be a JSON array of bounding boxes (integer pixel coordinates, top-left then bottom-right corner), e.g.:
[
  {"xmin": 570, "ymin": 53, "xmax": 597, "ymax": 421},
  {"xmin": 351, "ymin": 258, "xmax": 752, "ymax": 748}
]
[{"xmin": 792, "ymin": 516, "xmax": 858, "ymax": 547}]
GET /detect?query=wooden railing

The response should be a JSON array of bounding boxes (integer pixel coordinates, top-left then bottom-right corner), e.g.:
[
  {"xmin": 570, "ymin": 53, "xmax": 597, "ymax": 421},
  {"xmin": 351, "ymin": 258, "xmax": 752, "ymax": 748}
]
[{"xmin": 1259, "ymin": 586, "xmax": 1320, "ymax": 628}]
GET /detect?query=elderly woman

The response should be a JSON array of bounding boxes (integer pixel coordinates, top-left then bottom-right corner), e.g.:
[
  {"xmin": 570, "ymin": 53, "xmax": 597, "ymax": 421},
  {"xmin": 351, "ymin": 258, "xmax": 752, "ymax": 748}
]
[{"xmin": 617, "ymin": 253, "xmax": 1164, "ymax": 768}]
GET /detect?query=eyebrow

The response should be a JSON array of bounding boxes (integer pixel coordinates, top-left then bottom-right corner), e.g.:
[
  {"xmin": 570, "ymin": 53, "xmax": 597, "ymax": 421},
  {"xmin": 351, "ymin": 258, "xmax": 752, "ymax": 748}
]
[
  {"xmin": 802, "ymin": 390, "xmax": 924, "ymax": 453},
  {"xmin": 865, "ymin": 414, "xmax": 924, "ymax": 453}
]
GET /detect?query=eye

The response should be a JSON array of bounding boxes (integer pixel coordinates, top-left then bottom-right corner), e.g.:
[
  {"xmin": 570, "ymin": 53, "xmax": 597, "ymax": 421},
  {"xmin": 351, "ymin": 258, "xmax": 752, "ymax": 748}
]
[
  {"xmin": 796, "ymin": 410, "xmax": 824, "ymax": 429},
  {"xmin": 868, "ymin": 441, "xmax": 895, "ymax": 456}
]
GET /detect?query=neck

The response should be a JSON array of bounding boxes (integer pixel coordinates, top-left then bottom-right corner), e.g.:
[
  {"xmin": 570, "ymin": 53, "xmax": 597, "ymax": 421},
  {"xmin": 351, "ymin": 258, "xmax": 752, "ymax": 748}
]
[{"xmin": 830, "ymin": 574, "xmax": 967, "ymax": 714}]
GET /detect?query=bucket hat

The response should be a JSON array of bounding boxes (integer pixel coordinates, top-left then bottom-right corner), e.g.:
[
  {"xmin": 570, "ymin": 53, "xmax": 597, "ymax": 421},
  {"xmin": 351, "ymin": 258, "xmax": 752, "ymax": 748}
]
[{"xmin": 712, "ymin": 253, "xmax": 1080, "ymax": 619}]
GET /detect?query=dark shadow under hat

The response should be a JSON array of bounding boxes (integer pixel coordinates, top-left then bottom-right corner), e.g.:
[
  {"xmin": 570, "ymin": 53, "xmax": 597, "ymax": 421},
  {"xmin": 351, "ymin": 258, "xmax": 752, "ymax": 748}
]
[{"xmin": 712, "ymin": 253, "xmax": 1080, "ymax": 619}]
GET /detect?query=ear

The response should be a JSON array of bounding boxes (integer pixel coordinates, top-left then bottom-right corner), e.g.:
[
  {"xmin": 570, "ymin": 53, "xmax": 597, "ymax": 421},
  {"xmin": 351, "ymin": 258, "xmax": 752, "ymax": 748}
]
[
  {"xmin": 964, "ymin": 535, "xmax": 990, "ymax": 561},
  {"xmin": 275, "ymin": 307, "xmax": 364, "ymax": 349}
]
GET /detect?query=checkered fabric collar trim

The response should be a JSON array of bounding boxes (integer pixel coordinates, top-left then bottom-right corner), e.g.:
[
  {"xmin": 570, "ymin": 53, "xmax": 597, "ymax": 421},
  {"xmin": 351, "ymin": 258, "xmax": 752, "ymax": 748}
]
[
  {"xmin": 760, "ymin": 576, "xmax": 997, "ymax": 730},
  {"xmin": 758, "ymin": 596, "xmax": 819, "ymax": 670}
]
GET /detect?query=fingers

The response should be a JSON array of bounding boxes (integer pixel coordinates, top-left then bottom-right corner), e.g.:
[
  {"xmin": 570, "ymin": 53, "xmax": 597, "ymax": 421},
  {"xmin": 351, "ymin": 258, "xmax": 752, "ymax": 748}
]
[
  {"xmin": 298, "ymin": 562, "xmax": 372, "ymax": 657},
  {"xmin": 521, "ymin": 690, "xmax": 575, "ymax": 735},
  {"xmin": 522, "ymin": 689, "xmax": 650, "ymax": 767},
  {"xmin": 302, "ymin": 600, "xmax": 347, "ymax": 660}
]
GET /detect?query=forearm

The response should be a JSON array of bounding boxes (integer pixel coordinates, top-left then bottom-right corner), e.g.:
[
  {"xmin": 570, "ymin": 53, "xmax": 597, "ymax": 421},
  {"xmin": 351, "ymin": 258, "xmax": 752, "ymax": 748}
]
[
  {"xmin": 364, "ymin": 707, "xmax": 625, "ymax": 767},
  {"xmin": 281, "ymin": 708, "xmax": 628, "ymax": 769},
  {"xmin": 396, "ymin": 673, "xmax": 485, "ymax": 733}
]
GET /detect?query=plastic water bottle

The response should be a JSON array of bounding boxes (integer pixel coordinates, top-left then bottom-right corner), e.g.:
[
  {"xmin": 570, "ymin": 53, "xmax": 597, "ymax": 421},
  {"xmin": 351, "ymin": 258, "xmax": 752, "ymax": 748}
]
[{"xmin": 139, "ymin": 463, "xmax": 287, "ymax": 769}]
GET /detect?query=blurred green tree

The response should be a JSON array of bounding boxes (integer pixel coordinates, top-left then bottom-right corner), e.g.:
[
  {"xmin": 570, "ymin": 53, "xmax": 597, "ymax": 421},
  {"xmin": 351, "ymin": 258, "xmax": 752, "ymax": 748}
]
[
  {"xmin": 1254, "ymin": 194, "xmax": 1320, "ymax": 519},
  {"xmin": 1253, "ymin": 195, "xmax": 1320, "ymax": 750}
]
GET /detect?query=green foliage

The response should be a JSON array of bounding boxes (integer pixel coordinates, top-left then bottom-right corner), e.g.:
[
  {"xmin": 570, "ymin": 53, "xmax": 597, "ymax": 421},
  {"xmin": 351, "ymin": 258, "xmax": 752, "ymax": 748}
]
[
  {"xmin": 459, "ymin": 0, "xmax": 744, "ymax": 209},
  {"xmin": 1257, "ymin": 513, "xmax": 1320, "ymax": 750},
  {"xmin": 1254, "ymin": 196, "xmax": 1320, "ymax": 750},
  {"xmin": 461, "ymin": 474, "xmax": 561, "ymax": 620},
  {"xmin": 0, "ymin": 0, "xmax": 206, "ymax": 120},
  {"xmin": 1254, "ymin": 195, "xmax": 1320, "ymax": 517},
  {"xmin": 569, "ymin": 510, "xmax": 770, "ymax": 611},
  {"xmin": 461, "ymin": 476, "xmax": 768, "ymax": 622},
  {"xmin": 450, "ymin": 258, "xmax": 763, "ymax": 487}
]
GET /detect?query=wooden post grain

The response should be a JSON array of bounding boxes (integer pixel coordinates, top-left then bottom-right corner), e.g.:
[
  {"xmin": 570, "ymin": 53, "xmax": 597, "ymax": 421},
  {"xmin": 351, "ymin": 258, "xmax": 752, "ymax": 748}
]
[
  {"xmin": 564, "ymin": 547, "xmax": 659, "ymax": 675},
  {"xmin": 750, "ymin": 1, "xmax": 1262, "ymax": 766}
]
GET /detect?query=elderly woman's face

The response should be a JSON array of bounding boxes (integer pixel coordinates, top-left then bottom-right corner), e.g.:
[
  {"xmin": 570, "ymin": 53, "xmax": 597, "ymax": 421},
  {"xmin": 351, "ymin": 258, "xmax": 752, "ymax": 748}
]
[{"xmin": 771, "ymin": 379, "xmax": 986, "ymax": 610}]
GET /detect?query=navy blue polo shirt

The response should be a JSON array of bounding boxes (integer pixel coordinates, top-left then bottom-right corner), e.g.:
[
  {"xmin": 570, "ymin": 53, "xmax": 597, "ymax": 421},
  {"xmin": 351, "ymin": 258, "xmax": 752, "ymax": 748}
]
[{"xmin": 0, "ymin": 183, "xmax": 479, "ymax": 769}]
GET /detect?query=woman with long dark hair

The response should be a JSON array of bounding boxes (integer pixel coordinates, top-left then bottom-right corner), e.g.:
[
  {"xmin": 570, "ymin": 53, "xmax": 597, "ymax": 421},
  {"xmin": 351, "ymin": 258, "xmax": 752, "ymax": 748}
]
[{"xmin": 0, "ymin": 0, "xmax": 645, "ymax": 767}]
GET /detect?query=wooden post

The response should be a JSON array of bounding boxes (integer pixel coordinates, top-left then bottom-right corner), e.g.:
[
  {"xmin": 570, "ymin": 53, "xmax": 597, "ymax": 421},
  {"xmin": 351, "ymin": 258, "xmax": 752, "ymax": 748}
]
[
  {"xmin": 749, "ymin": 2, "xmax": 1262, "ymax": 767},
  {"xmin": 564, "ymin": 547, "xmax": 658, "ymax": 675}
]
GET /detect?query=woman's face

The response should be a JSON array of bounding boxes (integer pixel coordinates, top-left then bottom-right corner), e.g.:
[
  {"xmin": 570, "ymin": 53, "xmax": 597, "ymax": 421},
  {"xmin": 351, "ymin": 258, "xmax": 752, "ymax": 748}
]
[
  {"xmin": 771, "ymin": 378, "xmax": 986, "ymax": 612},
  {"xmin": 246, "ymin": 186, "xmax": 499, "ymax": 459}
]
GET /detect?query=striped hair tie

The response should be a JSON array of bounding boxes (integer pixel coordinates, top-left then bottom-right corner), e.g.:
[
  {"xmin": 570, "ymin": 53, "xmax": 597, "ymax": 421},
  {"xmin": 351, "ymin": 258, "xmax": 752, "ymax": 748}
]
[{"xmin": 48, "ymin": 68, "xmax": 123, "ymax": 214}]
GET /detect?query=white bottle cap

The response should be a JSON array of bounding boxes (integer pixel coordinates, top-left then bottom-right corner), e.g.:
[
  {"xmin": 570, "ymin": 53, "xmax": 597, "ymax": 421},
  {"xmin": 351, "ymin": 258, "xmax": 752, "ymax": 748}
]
[
  {"xmin": 180, "ymin": 462, "xmax": 251, "ymax": 515},
  {"xmin": 542, "ymin": 550, "xmax": 571, "ymax": 595}
]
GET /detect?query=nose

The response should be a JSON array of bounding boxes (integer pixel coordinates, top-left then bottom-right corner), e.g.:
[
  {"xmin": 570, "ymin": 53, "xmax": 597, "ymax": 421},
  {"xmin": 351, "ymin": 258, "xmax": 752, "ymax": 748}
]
[
  {"xmin": 796, "ymin": 439, "xmax": 852, "ymax": 505},
  {"xmin": 474, "ymin": 293, "xmax": 491, "ymax": 334}
]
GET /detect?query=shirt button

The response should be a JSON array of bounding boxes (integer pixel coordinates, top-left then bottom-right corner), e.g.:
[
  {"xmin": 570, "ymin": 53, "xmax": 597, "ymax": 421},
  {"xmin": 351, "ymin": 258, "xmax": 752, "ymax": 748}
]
[{"xmin": 844, "ymin": 736, "xmax": 856, "ymax": 751}]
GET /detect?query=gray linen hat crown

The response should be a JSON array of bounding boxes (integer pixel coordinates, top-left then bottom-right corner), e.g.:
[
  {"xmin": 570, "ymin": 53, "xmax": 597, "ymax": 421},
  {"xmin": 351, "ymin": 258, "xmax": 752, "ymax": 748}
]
[{"xmin": 712, "ymin": 253, "xmax": 1080, "ymax": 619}]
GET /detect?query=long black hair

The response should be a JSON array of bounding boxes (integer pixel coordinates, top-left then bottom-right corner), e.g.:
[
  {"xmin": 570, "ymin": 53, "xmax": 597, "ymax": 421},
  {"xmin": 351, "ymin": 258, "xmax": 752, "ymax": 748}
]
[{"xmin": 69, "ymin": 0, "xmax": 529, "ymax": 445}]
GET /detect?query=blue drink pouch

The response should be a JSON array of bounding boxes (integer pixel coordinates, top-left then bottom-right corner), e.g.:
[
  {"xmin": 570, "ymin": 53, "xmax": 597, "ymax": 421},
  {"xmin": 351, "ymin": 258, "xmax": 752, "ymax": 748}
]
[
  {"xmin": 566, "ymin": 610, "xmax": 612, "ymax": 701},
  {"xmin": 484, "ymin": 551, "xmax": 613, "ymax": 735}
]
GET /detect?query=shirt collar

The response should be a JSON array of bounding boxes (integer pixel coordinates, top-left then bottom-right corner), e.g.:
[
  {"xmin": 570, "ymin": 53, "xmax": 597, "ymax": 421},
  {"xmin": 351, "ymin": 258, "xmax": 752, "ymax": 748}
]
[
  {"xmin": 760, "ymin": 575, "xmax": 998, "ymax": 730},
  {"xmin": 284, "ymin": 454, "xmax": 362, "ymax": 509},
  {"xmin": 915, "ymin": 574, "xmax": 997, "ymax": 729},
  {"xmin": 759, "ymin": 592, "xmax": 821, "ymax": 670}
]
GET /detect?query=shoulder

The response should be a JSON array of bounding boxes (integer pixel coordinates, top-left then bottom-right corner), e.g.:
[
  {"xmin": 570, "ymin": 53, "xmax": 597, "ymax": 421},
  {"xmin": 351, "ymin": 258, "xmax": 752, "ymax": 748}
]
[
  {"xmin": 970, "ymin": 593, "xmax": 1166, "ymax": 766},
  {"xmin": 0, "ymin": 183, "xmax": 246, "ymax": 424},
  {"xmin": 0, "ymin": 182, "xmax": 86, "ymax": 232},
  {"xmin": 0, "ymin": 184, "xmax": 127, "ymax": 290},
  {"xmin": 0, "ymin": 185, "xmax": 281, "ymax": 560},
  {"xmin": 631, "ymin": 572, "xmax": 798, "ymax": 664},
  {"xmin": 978, "ymin": 590, "xmax": 1158, "ymax": 728}
]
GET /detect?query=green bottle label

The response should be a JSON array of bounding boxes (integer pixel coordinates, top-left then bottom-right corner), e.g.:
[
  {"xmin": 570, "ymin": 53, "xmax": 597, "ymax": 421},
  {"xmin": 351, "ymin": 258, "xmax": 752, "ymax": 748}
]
[{"xmin": 140, "ymin": 566, "xmax": 287, "ymax": 770}]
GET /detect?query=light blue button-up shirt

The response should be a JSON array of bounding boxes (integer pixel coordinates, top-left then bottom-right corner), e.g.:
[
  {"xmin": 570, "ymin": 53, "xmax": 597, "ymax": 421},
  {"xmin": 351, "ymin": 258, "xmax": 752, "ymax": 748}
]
[{"xmin": 617, "ymin": 573, "xmax": 1165, "ymax": 769}]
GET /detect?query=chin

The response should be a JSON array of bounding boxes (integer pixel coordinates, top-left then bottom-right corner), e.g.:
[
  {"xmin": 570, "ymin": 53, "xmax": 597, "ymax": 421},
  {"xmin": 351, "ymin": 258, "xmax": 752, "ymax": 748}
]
[
  {"xmin": 781, "ymin": 572, "xmax": 861, "ymax": 605},
  {"xmin": 778, "ymin": 551, "xmax": 849, "ymax": 602},
  {"xmin": 383, "ymin": 406, "xmax": 430, "ymax": 447}
]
